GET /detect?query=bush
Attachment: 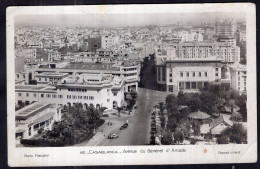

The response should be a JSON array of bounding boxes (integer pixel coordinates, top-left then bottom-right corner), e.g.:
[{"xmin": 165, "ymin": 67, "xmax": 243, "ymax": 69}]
[
  {"xmin": 190, "ymin": 138, "xmax": 197, "ymax": 145},
  {"xmin": 38, "ymin": 128, "xmax": 44, "ymax": 134}
]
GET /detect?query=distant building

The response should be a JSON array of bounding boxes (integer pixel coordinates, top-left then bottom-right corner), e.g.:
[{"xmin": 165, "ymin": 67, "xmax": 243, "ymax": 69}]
[
  {"xmin": 229, "ymin": 63, "xmax": 247, "ymax": 92},
  {"xmin": 88, "ymin": 37, "xmax": 101, "ymax": 52},
  {"xmin": 215, "ymin": 19, "xmax": 236, "ymax": 37},
  {"xmin": 161, "ymin": 41, "xmax": 240, "ymax": 63},
  {"xmin": 101, "ymin": 35, "xmax": 119, "ymax": 49},
  {"xmin": 16, "ymin": 48, "xmax": 48, "ymax": 62},
  {"xmin": 156, "ymin": 58, "xmax": 222, "ymax": 93}
]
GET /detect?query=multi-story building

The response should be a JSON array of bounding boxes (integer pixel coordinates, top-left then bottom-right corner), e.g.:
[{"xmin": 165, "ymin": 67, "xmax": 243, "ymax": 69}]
[
  {"xmin": 101, "ymin": 35, "xmax": 119, "ymax": 49},
  {"xmin": 215, "ymin": 19, "xmax": 237, "ymax": 37},
  {"xmin": 29, "ymin": 61, "xmax": 139, "ymax": 93},
  {"xmin": 88, "ymin": 37, "xmax": 101, "ymax": 52},
  {"xmin": 229, "ymin": 63, "xmax": 247, "ymax": 92},
  {"xmin": 156, "ymin": 58, "xmax": 222, "ymax": 94},
  {"xmin": 34, "ymin": 72, "xmax": 69, "ymax": 85},
  {"xmin": 15, "ymin": 73, "xmax": 126, "ymax": 110},
  {"xmin": 15, "ymin": 103, "xmax": 62, "ymax": 140},
  {"xmin": 16, "ymin": 48, "xmax": 48, "ymax": 62},
  {"xmin": 162, "ymin": 41, "xmax": 240, "ymax": 63}
]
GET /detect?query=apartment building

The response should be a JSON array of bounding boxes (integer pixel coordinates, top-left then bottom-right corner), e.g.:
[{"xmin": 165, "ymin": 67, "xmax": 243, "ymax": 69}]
[
  {"xmin": 215, "ymin": 19, "xmax": 237, "ymax": 37},
  {"xmin": 163, "ymin": 41, "xmax": 240, "ymax": 63},
  {"xmin": 156, "ymin": 58, "xmax": 222, "ymax": 94},
  {"xmin": 229, "ymin": 63, "xmax": 247, "ymax": 92}
]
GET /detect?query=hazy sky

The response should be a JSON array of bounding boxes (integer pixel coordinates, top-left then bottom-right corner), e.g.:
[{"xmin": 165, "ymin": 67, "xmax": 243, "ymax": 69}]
[{"xmin": 15, "ymin": 12, "xmax": 245, "ymax": 27}]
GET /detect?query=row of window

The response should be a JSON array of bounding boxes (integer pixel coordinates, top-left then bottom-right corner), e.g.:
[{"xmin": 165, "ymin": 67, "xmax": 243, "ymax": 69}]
[
  {"xmin": 68, "ymin": 88, "xmax": 87, "ymax": 92},
  {"xmin": 179, "ymin": 71, "xmax": 209, "ymax": 78},
  {"xmin": 67, "ymin": 95, "xmax": 94, "ymax": 100},
  {"xmin": 18, "ymin": 93, "xmax": 63, "ymax": 98},
  {"xmin": 38, "ymin": 78, "xmax": 61, "ymax": 82}
]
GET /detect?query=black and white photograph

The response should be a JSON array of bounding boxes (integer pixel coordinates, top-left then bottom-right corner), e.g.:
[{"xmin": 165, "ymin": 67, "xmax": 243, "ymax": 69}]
[{"xmin": 7, "ymin": 3, "xmax": 257, "ymax": 166}]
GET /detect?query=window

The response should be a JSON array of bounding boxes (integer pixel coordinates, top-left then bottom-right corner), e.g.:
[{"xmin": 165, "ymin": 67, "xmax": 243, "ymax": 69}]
[
  {"xmin": 72, "ymin": 95, "xmax": 77, "ymax": 99},
  {"xmin": 107, "ymin": 89, "xmax": 110, "ymax": 92},
  {"xmin": 53, "ymin": 94, "xmax": 57, "ymax": 98},
  {"xmin": 186, "ymin": 72, "xmax": 189, "ymax": 77},
  {"xmin": 169, "ymin": 79, "xmax": 172, "ymax": 82},
  {"xmin": 205, "ymin": 72, "xmax": 207, "ymax": 77},
  {"xmin": 18, "ymin": 93, "xmax": 22, "ymax": 97},
  {"xmin": 39, "ymin": 78, "xmax": 41, "ymax": 81},
  {"xmin": 47, "ymin": 94, "xmax": 51, "ymax": 98},
  {"xmin": 215, "ymin": 68, "xmax": 218, "ymax": 71},
  {"xmin": 67, "ymin": 95, "xmax": 71, "ymax": 99},
  {"xmin": 41, "ymin": 94, "xmax": 44, "ymax": 98},
  {"xmin": 199, "ymin": 72, "xmax": 201, "ymax": 77},
  {"xmin": 78, "ymin": 96, "xmax": 82, "ymax": 99},
  {"xmin": 84, "ymin": 96, "xmax": 88, "ymax": 100},
  {"xmin": 33, "ymin": 93, "xmax": 37, "ymax": 97},
  {"xmin": 45, "ymin": 78, "xmax": 47, "ymax": 81},
  {"xmin": 58, "ymin": 95, "xmax": 63, "ymax": 98},
  {"xmin": 68, "ymin": 88, "xmax": 71, "ymax": 91},
  {"xmin": 113, "ymin": 93, "xmax": 117, "ymax": 96},
  {"xmin": 107, "ymin": 99, "xmax": 110, "ymax": 102},
  {"xmin": 169, "ymin": 85, "xmax": 173, "ymax": 92},
  {"xmin": 169, "ymin": 74, "xmax": 172, "ymax": 77},
  {"xmin": 193, "ymin": 72, "xmax": 195, "ymax": 77},
  {"xmin": 16, "ymin": 74, "xmax": 19, "ymax": 78},
  {"xmin": 215, "ymin": 73, "xmax": 218, "ymax": 76}
]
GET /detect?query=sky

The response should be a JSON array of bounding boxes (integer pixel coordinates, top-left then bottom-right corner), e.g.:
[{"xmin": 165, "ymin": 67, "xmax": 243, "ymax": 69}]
[{"xmin": 15, "ymin": 12, "xmax": 245, "ymax": 28}]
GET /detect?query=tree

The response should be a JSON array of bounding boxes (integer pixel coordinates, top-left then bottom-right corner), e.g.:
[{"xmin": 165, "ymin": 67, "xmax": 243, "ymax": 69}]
[
  {"xmin": 222, "ymin": 123, "xmax": 247, "ymax": 144},
  {"xmin": 191, "ymin": 121, "xmax": 201, "ymax": 136},
  {"xmin": 177, "ymin": 90, "xmax": 186, "ymax": 105},
  {"xmin": 166, "ymin": 94, "xmax": 178, "ymax": 115},
  {"xmin": 167, "ymin": 117, "xmax": 178, "ymax": 132},
  {"xmin": 129, "ymin": 90, "xmax": 138, "ymax": 110},
  {"xmin": 161, "ymin": 131, "xmax": 173, "ymax": 145},
  {"xmin": 174, "ymin": 130, "xmax": 184, "ymax": 144},
  {"xmin": 217, "ymin": 135, "xmax": 229, "ymax": 144}
]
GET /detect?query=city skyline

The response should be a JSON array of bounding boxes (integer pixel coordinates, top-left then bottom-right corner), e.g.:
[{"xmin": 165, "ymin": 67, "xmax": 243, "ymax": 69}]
[{"xmin": 15, "ymin": 12, "xmax": 246, "ymax": 28}]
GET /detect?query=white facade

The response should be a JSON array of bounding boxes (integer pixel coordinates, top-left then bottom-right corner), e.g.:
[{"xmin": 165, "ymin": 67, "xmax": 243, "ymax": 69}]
[
  {"xmin": 162, "ymin": 41, "xmax": 240, "ymax": 63},
  {"xmin": 15, "ymin": 73, "xmax": 125, "ymax": 110},
  {"xmin": 15, "ymin": 103, "xmax": 62, "ymax": 140},
  {"xmin": 230, "ymin": 64, "xmax": 247, "ymax": 92},
  {"xmin": 156, "ymin": 59, "xmax": 222, "ymax": 94},
  {"xmin": 101, "ymin": 35, "xmax": 119, "ymax": 49}
]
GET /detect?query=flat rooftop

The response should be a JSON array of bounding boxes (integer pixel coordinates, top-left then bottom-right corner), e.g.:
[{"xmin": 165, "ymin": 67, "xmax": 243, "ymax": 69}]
[
  {"xmin": 64, "ymin": 62, "xmax": 119, "ymax": 71},
  {"xmin": 15, "ymin": 85, "xmax": 46, "ymax": 90}
]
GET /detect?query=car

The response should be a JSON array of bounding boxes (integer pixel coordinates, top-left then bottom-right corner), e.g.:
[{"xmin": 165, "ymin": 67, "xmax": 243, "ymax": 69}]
[
  {"xmin": 119, "ymin": 126, "xmax": 125, "ymax": 130},
  {"xmin": 111, "ymin": 134, "xmax": 119, "ymax": 138},
  {"xmin": 103, "ymin": 114, "xmax": 109, "ymax": 117},
  {"xmin": 108, "ymin": 134, "xmax": 119, "ymax": 139}
]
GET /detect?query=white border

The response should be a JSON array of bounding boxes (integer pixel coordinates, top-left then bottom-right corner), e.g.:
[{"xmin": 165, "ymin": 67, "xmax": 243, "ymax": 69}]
[{"xmin": 7, "ymin": 3, "xmax": 257, "ymax": 167}]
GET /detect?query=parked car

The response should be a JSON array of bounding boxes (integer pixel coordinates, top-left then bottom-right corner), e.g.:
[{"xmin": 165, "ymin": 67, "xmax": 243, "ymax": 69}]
[
  {"xmin": 103, "ymin": 114, "xmax": 109, "ymax": 117},
  {"xmin": 108, "ymin": 134, "xmax": 119, "ymax": 139}
]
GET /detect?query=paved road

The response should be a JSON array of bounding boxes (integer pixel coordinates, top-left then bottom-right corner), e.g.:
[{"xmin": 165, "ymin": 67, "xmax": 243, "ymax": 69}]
[{"xmin": 74, "ymin": 88, "xmax": 168, "ymax": 146}]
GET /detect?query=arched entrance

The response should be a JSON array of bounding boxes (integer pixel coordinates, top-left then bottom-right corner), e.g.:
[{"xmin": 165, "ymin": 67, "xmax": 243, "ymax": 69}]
[{"xmin": 84, "ymin": 103, "xmax": 88, "ymax": 109}]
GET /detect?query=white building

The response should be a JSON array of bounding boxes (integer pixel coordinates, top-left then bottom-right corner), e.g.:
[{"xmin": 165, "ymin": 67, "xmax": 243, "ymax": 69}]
[
  {"xmin": 15, "ymin": 73, "xmax": 125, "ymax": 110},
  {"xmin": 15, "ymin": 103, "xmax": 62, "ymax": 140},
  {"xmin": 156, "ymin": 58, "xmax": 222, "ymax": 94},
  {"xmin": 229, "ymin": 63, "xmax": 247, "ymax": 92},
  {"xmin": 215, "ymin": 19, "xmax": 237, "ymax": 37},
  {"xmin": 101, "ymin": 35, "xmax": 119, "ymax": 49},
  {"xmin": 161, "ymin": 41, "xmax": 240, "ymax": 63}
]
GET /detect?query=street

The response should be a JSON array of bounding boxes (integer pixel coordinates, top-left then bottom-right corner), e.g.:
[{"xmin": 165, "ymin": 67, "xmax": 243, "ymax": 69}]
[{"xmin": 74, "ymin": 88, "xmax": 168, "ymax": 146}]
